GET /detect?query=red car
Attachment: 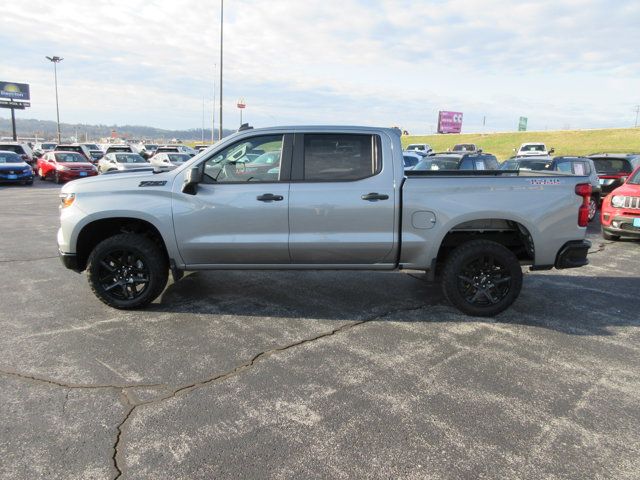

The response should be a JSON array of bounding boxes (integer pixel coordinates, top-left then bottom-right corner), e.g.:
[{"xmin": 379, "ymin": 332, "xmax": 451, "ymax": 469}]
[
  {"xmin": 600, "ymin": 166, "xmax": 640, "ymax": 240},
  {"xmin": 37, "ymin": 151, "xmax": 98, "ymax": 183}
]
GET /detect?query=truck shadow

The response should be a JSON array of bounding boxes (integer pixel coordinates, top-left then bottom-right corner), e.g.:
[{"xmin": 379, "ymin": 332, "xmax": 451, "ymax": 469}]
[{"xmin": 152, "ymin": 270, "xmax": 639, "ymax": 337}]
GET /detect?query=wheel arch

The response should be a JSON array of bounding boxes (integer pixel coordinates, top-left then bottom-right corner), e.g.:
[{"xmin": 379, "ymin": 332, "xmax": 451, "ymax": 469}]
[{"xmin": 75, "ymin": 217, "xmax": 170, "ymax": 271}]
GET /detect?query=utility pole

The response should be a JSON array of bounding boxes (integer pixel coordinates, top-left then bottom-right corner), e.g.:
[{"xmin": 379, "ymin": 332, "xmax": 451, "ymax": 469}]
[
  {"xmin": 634, "ymin": 105, "xmax": 640, "ymax": 128},
  {"xmin": 218, "ymin": 0, "xmax": 223, "ymax": 140},
  {"xmin": 211, "ymin": 64, "xmax": 216, "ymax": 143},
  {"xmin": 201, "ymin": 97, "xmax": 205, "ymax": 143},
  {"xmin": 45, "ymin": 56, "xmax": 63, "ymax": 143}
]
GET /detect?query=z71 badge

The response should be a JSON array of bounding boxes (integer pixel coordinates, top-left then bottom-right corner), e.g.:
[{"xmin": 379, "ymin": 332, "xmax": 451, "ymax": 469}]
[{"xmin": 139, "ymin": 181, "xmax": 167, "ymax": 187}]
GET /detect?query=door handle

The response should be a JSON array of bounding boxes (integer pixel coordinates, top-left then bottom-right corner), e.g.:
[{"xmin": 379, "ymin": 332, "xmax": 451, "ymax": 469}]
[
  {"xmin": 256, "ymin": 193, "xmax": 284, "ymax": 202},
  {"xmin": 361, "ymin": 192, "xmax": 389, "ymax": 201}
]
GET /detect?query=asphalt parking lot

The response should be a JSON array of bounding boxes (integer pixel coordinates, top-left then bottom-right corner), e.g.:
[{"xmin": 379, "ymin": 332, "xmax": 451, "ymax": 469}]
[{"xmin": 1, "ymin": 181, "xmax": 639, "ymax": 480}]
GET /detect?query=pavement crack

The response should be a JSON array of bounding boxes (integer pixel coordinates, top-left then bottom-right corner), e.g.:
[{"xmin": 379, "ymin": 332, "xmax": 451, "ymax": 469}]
[
  {"xmin": 112, "ymin": 403, "xmax": 135, "ymax": 480},
  {"xmin": 0, "ymin": 368, "xmax": 166, "ymax": 391}
]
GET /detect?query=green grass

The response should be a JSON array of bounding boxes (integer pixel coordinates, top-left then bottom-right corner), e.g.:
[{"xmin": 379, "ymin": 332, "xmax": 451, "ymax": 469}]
[{"xmin": 402, "ymin": 128, "xmax": 640, "ymax": 161}]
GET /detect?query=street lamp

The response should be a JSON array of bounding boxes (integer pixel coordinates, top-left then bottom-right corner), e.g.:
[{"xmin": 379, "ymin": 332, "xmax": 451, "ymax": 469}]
[
  {"xmin": 45, "ymin": 56, "xmax": 63, "ymax": 143},
  {"xmin": 218, "ymin": 0, "xmax": 223, "ymax": 140}
]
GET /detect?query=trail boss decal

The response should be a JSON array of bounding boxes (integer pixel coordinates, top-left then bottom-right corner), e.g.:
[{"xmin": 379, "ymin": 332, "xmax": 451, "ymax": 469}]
[
  {"xmin": 139, "ymin": 181, "xmax": 167, "ymax": 187},
  {"xmin": 529, "ymin": 178, "xmax": 561, "ymax": 185}
]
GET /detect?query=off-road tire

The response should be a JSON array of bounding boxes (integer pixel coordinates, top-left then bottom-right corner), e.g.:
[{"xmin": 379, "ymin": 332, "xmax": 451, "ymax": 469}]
[
  {"xmin": 441, "ymin": 240, "xmax": 523, "ymax": 317},
  {"xmin": 87, "ymin": 233, "xmax": 168, "ymax": 309}
]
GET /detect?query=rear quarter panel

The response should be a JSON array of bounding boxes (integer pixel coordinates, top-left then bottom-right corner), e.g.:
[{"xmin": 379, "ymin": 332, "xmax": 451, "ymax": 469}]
[{"xmin": 401, "ymin": 173, "xmax": 589, "ymax": 269}]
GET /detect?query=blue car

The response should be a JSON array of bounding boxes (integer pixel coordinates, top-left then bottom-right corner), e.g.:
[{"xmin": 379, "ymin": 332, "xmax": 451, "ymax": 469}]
[{"xmin": 0, "ymin": 150, "xmax": 34, "ymax": 185}]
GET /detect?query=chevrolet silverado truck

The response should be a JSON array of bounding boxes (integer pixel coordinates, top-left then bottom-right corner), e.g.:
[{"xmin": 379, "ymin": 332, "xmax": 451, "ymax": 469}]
[{"xmin": 58, "ymin": 126, "xmax": 592, "ymax": 317}]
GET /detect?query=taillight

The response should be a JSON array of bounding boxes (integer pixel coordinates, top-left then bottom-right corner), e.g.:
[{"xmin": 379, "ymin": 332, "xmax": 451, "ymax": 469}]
[{"xmin": 575, "ymin": 183, "xmax": 591, "ymax": 227}]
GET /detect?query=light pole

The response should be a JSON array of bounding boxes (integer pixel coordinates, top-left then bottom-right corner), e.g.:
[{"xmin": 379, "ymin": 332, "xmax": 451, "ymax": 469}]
[
  {"xmin": 219, "ymin": 0, "xmax": 223, "ymax": 140},
  {"xmin": 46, "ymin": 56, "xmax": 63, "ymax": 143}
]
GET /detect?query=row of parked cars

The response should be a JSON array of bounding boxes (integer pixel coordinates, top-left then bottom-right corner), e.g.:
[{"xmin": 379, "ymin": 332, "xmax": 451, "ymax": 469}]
[
  {"xmin": 402, "ymin": 143, "xmax": 640, "ymax": 241},
  {"xmin": 0, "ymin": 140, "xmax": 208, "ymax": 185}
]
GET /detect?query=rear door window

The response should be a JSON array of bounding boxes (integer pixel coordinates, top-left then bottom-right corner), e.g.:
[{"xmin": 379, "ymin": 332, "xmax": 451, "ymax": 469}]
[
  {"xmin": 592, "ymin": 158, "xmax": 632, "ymax": 174},
  {"xmin": 303, "ymin": 134, "xmax": 379, "ymax": 181}
]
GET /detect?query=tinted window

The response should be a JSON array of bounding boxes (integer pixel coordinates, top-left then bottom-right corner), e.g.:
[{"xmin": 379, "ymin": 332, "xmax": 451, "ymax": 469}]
[
  {"xmin": 303, "ymin": 134, "xmax": 377, "ymax": 181},
  {"xmin": 459, "ymin": 158, "xmax": 474, "ymax": 170},
  {"xmin": 482, "ymin": 155, "xmax": 499, "ymax": 170},
  {"xmin": 414, "ymin": 156, "xmax": 461, "ymax": 171},
  {"xmin": 518, "ymin": 159, "xmax": 552, "ymax": 170},
  {"xmin": 555, "ymin": 161, "xmax": 573, "ymax": 173},
  {"xmin": 403, "ymin": 155, "xmax": 420, "ymax": 168},
  {"xmin": 203, "ymin": 135, "xmax": 283, "ymax": 183},
  {"xmin": 592, "ymin": 158, "xmax": 632, "ymax": 174}
]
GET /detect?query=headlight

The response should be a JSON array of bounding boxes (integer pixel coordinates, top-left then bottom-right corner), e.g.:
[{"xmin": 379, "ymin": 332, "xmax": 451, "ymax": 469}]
[
  {"xmin": 57, "ymin": 165, "xmax": 69, "ymax": 171},
  {"xmin": 59, "ymin": 193, "xmax": 76, "ymax": 208},
  {"xmin": 611, "ymin": 195, "xmax": 625, "ymax": 208}
]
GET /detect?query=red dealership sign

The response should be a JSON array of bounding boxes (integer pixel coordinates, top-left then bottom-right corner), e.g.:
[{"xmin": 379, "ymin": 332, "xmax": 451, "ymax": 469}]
[{"xmin": 437, "ymin": 111, "xmax": 463, "ymax": 134}]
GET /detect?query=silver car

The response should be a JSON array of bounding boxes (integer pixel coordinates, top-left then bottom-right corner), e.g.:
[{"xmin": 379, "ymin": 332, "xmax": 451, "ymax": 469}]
[
  {"xmin": 98, "ymin": 152, "xmax": 149, "ymax": 173},
  {"xmin": 149, "ymin": 152, "xmax": 192, "ymax": 170}
]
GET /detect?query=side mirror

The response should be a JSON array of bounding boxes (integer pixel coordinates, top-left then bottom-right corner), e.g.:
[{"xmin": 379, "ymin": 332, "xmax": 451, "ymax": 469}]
[
  {"xmin": 549, "ymin": 148, "xmax": 555, "ymax": 154},
  {"xmin": 182, "ymin": 166, "xmax": 202, "ymax": 195}
]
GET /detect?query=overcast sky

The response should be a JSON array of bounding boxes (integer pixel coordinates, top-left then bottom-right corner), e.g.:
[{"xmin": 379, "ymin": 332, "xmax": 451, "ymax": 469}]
[{"xmin": 1, "ymin": 0, "xmax": 639, "ymax": 134}]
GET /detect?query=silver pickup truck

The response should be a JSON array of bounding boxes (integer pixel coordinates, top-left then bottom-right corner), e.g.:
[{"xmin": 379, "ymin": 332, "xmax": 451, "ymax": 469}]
[{"xmin": 58, "ymin": 126, "xmax": 592, "ymax": 316}]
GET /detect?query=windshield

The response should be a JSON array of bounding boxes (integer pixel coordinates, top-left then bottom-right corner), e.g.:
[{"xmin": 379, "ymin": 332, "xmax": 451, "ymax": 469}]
[
  {"xmin": 54, "ymin": 152, "xmax": 87, "ymax": 163},
  {"xmin": 144, "ymin": 144, "xmax": 158, "ymax": 150},
  {"xmin": 407, "ymin": 145, "xmax": 423, "ymax": 151},
  {"xmin": 592, "ymin": 158, "xmax": 632, "ymax": 174},
  {"xmin": 41, "ymin": 143, "xmax": 56, "ymax": 150},
  {"xmin": 628, "ymin": 169, "xmax": 640, "ymax": 184},
  {"xmin": 453, "ymin": 144, "xmax": 474, "ymax": 151},
  {"xmin": 115, "ymin": 153, "xmax": 146, "ymax": 163},
  {"xmin": 0, "ymin": 145, "xmax": 25, "ymax": 154},
  {"xmin": 83, "ymin": 144, "xmax": 100, "ymax": 150},
  {"xmin": 168, "ymin": 154, "xmax": 190, "ymax": 163},
  {"xmin": 516, "ymin": 159, "xmax": 552, "ymax": 170},
  {"xmin": 107, "ymin": 147, "xmax": 131, "ymax": 152},
  {"xmin": 521, "ymin": 144, "xmax": 545, "ymax": 152},
  {"xmin": 0, "ymin": 152, "xmax": 22, "ymax": 163},
  {"xmin": 413, "ymin": 156, "xmax": 461, "ymax": 171}
]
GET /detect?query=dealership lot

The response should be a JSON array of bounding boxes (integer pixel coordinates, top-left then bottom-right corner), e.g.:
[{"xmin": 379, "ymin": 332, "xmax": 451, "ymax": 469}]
[{"xmin": 1, "ymin": 182, "xmax": 639, "ymax": 479}]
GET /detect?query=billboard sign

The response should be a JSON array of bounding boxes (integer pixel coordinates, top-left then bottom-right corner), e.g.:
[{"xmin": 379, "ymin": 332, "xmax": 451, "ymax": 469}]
[
  {"xmin": 437, "ymin": 111, "xmax": 463, "ymax": 134},
  {"xmin": 0, "ymin": 82, "xmax": 30, "ymax": 102},
  {"xmin": 518, "ymin": 116, "xmax": 528, "ymax": 131}
]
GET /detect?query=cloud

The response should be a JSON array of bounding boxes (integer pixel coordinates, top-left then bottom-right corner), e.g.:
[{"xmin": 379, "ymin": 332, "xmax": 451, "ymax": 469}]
[{"xmin": 1, "ymin": 0, "xmax": 638, "ymax": 132}]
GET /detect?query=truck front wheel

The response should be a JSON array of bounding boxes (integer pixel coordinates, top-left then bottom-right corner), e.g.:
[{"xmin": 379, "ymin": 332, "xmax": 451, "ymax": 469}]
[
  {"xmin": 441, "ymin": 240, "xmax": 522, "ymax": 317},
  {"xmin": 86, "ymin": 233, "xmax": 168, "ymax": 309}
]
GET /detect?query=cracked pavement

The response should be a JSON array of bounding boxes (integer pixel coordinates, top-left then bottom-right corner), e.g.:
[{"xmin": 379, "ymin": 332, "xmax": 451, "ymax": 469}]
[{"xmin": 1, "ymin": 182, "xmax": 639, "ymax": 479}]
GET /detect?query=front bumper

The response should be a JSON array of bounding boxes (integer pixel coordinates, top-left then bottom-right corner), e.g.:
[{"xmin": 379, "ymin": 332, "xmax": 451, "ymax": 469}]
[
  {"xmin": 602, "ymin": 215, "xmax": 640, "ymax": 238},
  {"xmin": 59, "ymin": 250, "xmax": 82, "ymax": 272},
  {"xmin": 555, "ymin": 240, "xmax": 591, "ymax": 269},
  {"xmin": 0, "ymin": 171, "xmax": 33, "ymax": 182},
  {"xmin": 58, "ymin": 171, "xmax": 98, "ymax": 181}
]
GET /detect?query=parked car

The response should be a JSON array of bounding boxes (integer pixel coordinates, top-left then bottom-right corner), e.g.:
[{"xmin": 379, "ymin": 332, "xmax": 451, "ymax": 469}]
[
  {"xmin": 33, "ymin": 142, "xmax": 57, "ymax": 158},
  {"xmin": 588, "ymin": 153, "xmax": 640, "ymax": 200},
  {"xmin": 0, "ymin": 150, "xmax": 34, "ymax": 185},
  {"xmin": 104, "ymin": 144, "xmax": 135, "ymax": 155},
  {"xmin": 0, "ymin": 142, "xmax": 35, "ymax": 171},
  {"xmin": 80, "ymin": 143, "xmax": 105, "ymax": 162},
  {"xmin": 452, "ymin": 143, "xmax": 478, "ymax": 152},
  {"xmin": 37, "ymin": 151, "xmax": 98, "ymax": 183},
  {"xmin": 154, "ymin": 145, "xmax": 198, "ymax": 157},
  {"xmin": 57, "ymin": 126, "xmax": 591, "ymax": 317},
  {"xmin": 414, "ymin": 152, "xmax": 499, "ymax": 171},
  {"xmin": 600, "ymin": 166, "xmax": 640, "ymax": 241},
  {"xmin": 500, "ymin": 156, "xmax": 554, "ymax": 171},
  {"xmin": 515, "ymin": 143, "xmax": 554, "ymax": 156},
  {"xmin": 54, "ymin": 144, "xmax": 93, "ymax": 163},
  {"xmin": 549, "ymin": 156, "xmax": 601, "ymax": 220},
  {"xmin": 98, "ymin": 152, "xmax": 149, "ymax": 173},
  {"xmin": 149, "ymin": 152, "xmax": 191, "ymax": 170},
  {"xmin": 402, "ymin": 152, "xmax": 422, "ymax": 170},
  {"xmin": 405, "ymin": 143, "xmax": 432, "ymax": 154}
]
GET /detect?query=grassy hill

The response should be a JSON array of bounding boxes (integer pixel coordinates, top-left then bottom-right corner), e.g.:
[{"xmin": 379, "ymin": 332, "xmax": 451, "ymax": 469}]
[{"xmin": 402, "ymin": 128, "xmax": 640, "ymax": 161}]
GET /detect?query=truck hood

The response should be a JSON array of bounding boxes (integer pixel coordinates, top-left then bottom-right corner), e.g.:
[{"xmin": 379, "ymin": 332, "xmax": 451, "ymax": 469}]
[
  {"xmin": 61, "ymin": 168, "xmax": 175, "ymax": 194},
  {"xmin": 610, "ymin": 183, "xmax": 640, "ymax": 197}
]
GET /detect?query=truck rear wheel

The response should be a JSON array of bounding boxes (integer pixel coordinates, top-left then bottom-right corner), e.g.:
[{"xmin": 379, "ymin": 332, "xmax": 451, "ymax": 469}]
[
  {"xmin": 86, "ymin": 233, "xmax": 168, "ymax": 309},
  {"xmin": 441, "ymin": 240, "xmax": 522, "ymax": 317}
]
